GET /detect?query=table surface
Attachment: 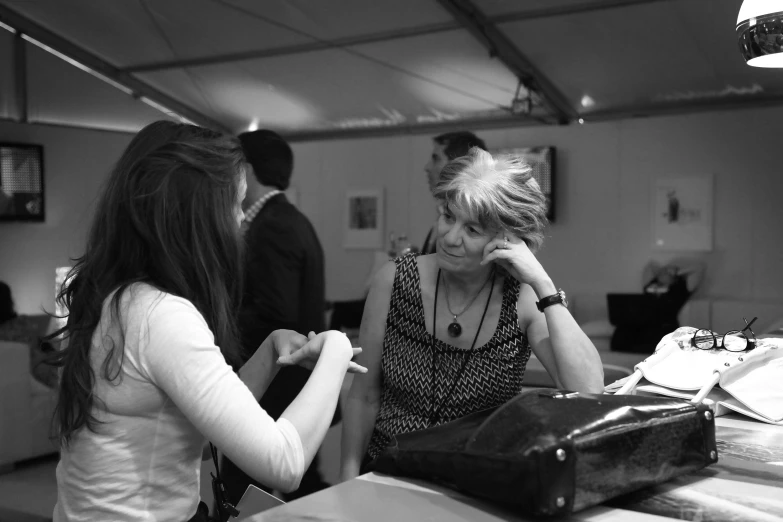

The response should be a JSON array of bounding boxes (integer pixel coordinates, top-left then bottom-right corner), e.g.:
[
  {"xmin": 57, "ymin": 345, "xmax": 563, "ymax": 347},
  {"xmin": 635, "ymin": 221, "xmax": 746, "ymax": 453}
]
[{"xmin": 240, "ymin": 414, "xmax": 783, "ymax": 522}]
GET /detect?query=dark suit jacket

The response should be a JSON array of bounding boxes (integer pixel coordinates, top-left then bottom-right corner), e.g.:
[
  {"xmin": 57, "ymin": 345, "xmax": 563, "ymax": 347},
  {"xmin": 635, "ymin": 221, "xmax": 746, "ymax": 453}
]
[{"xmin": 238, "ymin": 193, "xmax": 326, "ymax": 418}]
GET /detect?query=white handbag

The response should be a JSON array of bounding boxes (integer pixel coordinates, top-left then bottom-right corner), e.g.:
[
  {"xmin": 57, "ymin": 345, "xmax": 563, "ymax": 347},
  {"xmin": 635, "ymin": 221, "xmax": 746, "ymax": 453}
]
[{"xmin": 606, "ymin": 326, "xmax": 783, "ymax": 425}]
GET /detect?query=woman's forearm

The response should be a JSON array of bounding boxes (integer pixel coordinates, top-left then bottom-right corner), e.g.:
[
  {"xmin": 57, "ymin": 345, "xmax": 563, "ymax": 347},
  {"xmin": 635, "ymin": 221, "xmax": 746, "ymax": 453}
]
[
  {"xmin": 279, "ymin": 344, "xmax": 351, "ymax": 470},
  {"xmin": 238, "ymin": 335, "xmax": 280, "ymax": 401},
  {"xmin": 548, "ymin": 321, "xmax": 605, "ymax": 393},
  {"xmin": 546, "ymin": 310, "xmax": 604, "ymax": 393},
  {"xmin": 340, "ymin": 395, "xmax": 380, "ymax": 480},
  {"xmin": 532, "ymin": 280, "xmax": 604, "ymax": 393},
  {"xmin": 206, "ymin": 337, "xmax": 278, "ymax": 461}
]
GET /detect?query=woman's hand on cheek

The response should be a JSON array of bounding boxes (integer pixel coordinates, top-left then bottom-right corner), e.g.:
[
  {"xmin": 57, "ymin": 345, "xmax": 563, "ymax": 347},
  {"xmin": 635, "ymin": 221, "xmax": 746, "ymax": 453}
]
[{"xmin": 480, "ymin": 231, "xmax": 549, "ymax": 286}]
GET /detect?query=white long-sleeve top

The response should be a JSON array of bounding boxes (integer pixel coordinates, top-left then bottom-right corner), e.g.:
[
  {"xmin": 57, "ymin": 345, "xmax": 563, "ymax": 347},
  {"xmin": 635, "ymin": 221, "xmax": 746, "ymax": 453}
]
[{"xmin": 53, "ymin": 283, "xmax": 304, "ymax": 522}]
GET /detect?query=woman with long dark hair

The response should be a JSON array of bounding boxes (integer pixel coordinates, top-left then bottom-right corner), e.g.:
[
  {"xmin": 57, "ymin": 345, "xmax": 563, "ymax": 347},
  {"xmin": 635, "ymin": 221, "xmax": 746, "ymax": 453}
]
[{"xmin": 46, "ymin": 121, "xmax": 363, "ymax": 521}]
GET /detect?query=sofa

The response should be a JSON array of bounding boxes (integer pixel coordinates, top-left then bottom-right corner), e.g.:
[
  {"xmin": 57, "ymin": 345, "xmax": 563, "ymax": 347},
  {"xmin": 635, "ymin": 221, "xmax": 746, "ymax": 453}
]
[{"xmin": 0, "ymin": 315, "xmax": 59, "ymax": 471}]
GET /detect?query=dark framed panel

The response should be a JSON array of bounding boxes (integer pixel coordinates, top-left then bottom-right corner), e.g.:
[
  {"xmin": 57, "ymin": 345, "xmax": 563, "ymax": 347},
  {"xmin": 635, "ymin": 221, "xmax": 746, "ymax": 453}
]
[
  {"xmin": 0, "ymin": 142, "xmax": 45, "ymax": 222},
  {"xmin": 493, "ymin": 146, "xmax": 556, "ymax": 222}
]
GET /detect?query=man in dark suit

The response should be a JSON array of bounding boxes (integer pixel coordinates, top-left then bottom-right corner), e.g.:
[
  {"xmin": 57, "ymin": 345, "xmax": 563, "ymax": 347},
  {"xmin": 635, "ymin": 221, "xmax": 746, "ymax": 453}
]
[
  {"xmin": 421, "ymin": 131, "xmax": 487, "ymax": 254},
  {"xmin": 221, "ymin": 129, "xmax": 328, "ymax": 503}
]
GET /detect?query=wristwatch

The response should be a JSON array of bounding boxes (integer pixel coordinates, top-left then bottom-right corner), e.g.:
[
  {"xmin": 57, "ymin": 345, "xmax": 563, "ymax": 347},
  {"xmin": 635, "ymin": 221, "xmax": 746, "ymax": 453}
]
[{"xmin": 536, "ymin": 289, "xmax": 568, "ymax": 312}]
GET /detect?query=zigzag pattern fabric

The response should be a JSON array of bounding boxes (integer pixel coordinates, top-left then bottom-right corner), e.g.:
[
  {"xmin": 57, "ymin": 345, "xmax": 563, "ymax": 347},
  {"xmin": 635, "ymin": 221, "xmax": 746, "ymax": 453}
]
[{"xmin": 367, "ymin": 253, "xmax": 531, "ymax": 459}]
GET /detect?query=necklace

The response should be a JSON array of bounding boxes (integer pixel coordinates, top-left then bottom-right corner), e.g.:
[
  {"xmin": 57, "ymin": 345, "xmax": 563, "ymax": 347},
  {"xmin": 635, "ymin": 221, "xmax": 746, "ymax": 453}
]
[
  {"xmin": 429, "ymin": 268, "xmax": 495, "ymax": 425},
  {"xmin": 441, "ymin": 269, "xmax": 495, "ymax": 337},
  {"xmin": 241, "ymin": 189, "xmax": 282, "ymax": 235}
]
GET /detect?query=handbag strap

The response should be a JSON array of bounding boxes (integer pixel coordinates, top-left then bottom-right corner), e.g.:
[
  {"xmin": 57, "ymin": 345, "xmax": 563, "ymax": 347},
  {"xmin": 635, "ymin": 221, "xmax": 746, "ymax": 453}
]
[{"xmin": 210, "ymin": 443, "xmax": 240, "ymax": 520}]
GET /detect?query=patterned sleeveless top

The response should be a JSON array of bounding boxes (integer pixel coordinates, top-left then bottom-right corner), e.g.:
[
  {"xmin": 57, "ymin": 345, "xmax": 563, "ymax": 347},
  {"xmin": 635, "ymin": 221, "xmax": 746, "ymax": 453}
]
[{"xmin": 367, "ymin": 254, "xmax": 531, "ymax": 459}]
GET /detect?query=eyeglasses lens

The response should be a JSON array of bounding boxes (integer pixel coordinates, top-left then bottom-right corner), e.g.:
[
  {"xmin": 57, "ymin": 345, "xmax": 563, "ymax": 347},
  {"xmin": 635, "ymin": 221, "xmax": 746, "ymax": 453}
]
[
  {"xmin": 693, "ymin": 329, "xmax": 715, "ymax": 349},
  {"xmin": 723, "ymin": 331, "xmax": 748, "ymax": 352}
]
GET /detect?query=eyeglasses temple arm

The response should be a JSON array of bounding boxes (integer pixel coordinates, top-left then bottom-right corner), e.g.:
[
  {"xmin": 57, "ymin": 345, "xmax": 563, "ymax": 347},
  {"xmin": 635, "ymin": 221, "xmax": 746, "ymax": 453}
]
[{"xmin": 741, "ymin": 316, "xmax": 758, "ymax": 333}]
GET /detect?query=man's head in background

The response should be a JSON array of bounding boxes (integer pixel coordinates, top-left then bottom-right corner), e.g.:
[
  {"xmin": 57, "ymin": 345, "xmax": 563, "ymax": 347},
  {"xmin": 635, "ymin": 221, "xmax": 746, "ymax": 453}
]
[
  {"xmin": 238, "ymin": 130, "xmax": 294, "ymax": 196},
  {"xmin": 424, "ymin": 131, "xmax": 487, "ymax": 193}
]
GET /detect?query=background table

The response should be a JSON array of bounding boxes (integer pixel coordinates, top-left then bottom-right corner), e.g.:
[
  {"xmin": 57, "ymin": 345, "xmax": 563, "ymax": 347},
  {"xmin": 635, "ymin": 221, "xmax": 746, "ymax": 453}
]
[{"xmin": 240, "ymin": 414, "xmax": 783, "ymax": 522}]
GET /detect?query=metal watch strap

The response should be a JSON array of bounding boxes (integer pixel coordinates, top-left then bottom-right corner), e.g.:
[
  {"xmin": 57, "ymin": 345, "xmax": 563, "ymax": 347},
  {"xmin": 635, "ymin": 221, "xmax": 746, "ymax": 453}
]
[{"xmin": 536, "ymin": 290, "xmax": 567, "ymax": 312}]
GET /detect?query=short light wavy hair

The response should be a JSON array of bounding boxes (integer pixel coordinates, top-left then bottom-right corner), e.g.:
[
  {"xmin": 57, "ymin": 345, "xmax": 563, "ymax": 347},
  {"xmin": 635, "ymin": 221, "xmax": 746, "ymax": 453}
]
[{"xmin": 433, "ymin": 147, "xmax": 548, "ymax": 252}]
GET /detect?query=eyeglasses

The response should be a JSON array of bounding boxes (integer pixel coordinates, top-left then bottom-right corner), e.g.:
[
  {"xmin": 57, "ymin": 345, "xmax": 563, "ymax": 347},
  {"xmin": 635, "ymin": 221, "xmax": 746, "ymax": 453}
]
[{"xmin": 691, "ymin": 317, "xmax": 757, "ymax": 352}]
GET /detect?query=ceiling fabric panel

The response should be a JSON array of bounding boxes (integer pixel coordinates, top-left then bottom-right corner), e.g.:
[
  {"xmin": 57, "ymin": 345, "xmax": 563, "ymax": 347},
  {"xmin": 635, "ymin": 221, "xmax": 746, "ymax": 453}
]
[
  {"xmin": 220, "ymin": 0, "xmax": 453, "ymax": 40},
  {"xmin": 665, "ymin": 0, "xmax": 783, "ymax": 98},
  {"xmin": 473, "ymin": 0, "xmax": 616, "ymax": 17},
  {"xmin": 0, "ymin": 27, "xmax": 17, "ymax": 120},
  {"xmin": 26, "ymin": 43, "xmax": 178, "ymax": 132},
  {"xmin": 2, "ymin": 0, "xmax": 307, "ymax": 67},
  {"xmin": 139, "ymin": 29, "xmax": 522, "ymax": 134},
  {"xmin": 2, "ymin": 0, "xmax": 452, "ymax": 70},
  {"xmin": 497, "ymin": 0, "xmax": 783, "ymax": 116}
]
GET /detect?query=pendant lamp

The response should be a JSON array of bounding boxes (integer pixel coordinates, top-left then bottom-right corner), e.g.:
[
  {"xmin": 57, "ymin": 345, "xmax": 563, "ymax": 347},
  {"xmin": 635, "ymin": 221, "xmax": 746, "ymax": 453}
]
[{"xmin": 737, "ymin": 0, "xmax": 783, "ymax": 67}]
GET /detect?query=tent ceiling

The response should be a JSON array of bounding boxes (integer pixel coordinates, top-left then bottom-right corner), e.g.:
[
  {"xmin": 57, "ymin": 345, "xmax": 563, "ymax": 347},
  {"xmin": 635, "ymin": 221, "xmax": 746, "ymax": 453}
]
[
  {"xmin": 0, "ymin": 0, "xmax": 774, "ymax": 140},
  {"xmin": 498, "ymin": 0, "xmax": 783, "ymax": 117}
]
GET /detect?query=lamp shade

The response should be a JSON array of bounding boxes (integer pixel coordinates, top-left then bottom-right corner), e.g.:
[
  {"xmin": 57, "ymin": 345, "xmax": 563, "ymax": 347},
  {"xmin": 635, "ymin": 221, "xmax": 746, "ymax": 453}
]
[{"xmin": 737, "ymin": 0, "xmax": 783, "ymax": 67}]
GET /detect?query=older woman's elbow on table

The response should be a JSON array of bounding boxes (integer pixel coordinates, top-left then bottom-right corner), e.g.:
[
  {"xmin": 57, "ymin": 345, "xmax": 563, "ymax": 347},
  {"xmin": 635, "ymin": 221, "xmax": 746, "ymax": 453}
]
[{"xmin": 554, "ymin": 339, "xmax": 605, "ymax": 394}]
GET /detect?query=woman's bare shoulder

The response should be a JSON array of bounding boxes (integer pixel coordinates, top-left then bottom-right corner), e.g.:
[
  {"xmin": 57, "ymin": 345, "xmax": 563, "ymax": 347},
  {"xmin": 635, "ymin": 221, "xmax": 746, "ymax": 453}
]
[
  {"xmin": 368, "ymin": 260, "xmax": 397, "ymax": 298},
  {"xmin": 415, "ymin": 253, "xmax": 438, "ymax": 285}
]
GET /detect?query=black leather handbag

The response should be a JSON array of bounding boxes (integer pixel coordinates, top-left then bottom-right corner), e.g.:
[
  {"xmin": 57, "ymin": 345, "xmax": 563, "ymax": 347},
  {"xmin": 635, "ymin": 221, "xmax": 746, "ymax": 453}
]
[{"xmin": 369, "ymin": 388, "xmax": 718, "ymax": 517}]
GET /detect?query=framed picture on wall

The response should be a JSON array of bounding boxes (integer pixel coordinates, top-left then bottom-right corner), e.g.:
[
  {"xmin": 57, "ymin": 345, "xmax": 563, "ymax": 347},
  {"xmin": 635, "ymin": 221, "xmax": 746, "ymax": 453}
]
[
  {"xmin": 652, "ymin": 175, "xmax": 713, "ymax": 251},
  {"xmin": 344, "ymin": 189, "xmax": 384, "ymax": 249},
  {"xmin": 0, "ymin": 143, "xmax": 45, "ymax": 222}
]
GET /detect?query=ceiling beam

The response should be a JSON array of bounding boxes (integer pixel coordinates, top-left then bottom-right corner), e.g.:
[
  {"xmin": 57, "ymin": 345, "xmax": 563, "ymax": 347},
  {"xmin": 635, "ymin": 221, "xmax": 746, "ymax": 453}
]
[
  {"xmin": 584, "ymin": 94, "xmax": 783, "ymax": 122},
  {"xmin": 284, "ymin": 93, "xmax": 783, "ymax": 142},
  {"xmin": 120, "ymin": 0, "xmax": 674, "ymax": 73},
  {"xmin": 5, "ymin": 93, "xmax": 778, "ymax": 143},
  {"xmin": 0, "ymin": 115, "xmax": 142, "ymax": 135},
  {"xmin": 436, "ymin": 0, "xmax": 576, "ymax": 124},
  {"xmin": 282, "ymin": 112, "xmax": 553, "ymax": 143},
  {"xmin": 0, "ymin": 4, "xmax": 231, "ymax": 133}
]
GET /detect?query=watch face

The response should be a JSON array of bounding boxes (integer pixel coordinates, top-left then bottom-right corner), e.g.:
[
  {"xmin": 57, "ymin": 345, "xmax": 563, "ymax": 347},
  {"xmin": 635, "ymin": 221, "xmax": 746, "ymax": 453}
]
[{"xmin": 559, "ymin": 290, "xmax": 568, "ymax": 308}]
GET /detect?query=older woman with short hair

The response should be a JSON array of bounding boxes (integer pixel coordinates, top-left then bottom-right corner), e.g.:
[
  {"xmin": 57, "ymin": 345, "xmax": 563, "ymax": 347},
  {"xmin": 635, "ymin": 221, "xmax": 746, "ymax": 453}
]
[{"xmin": 340, "ymin": 147, "xmax": 604, "ymax": 481}]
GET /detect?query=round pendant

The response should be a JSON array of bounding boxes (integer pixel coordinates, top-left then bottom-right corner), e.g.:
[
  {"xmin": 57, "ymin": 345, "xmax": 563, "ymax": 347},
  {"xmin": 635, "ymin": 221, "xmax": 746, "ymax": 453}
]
[{"xmin": 448, "ymin": 321, "xmax": 462, "ymax": 337}]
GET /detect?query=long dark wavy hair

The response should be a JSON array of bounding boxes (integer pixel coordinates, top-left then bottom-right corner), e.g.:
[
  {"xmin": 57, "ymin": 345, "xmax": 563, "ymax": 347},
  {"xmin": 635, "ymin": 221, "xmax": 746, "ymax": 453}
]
[{"xmin": 43, "ymin": 120, "xmax": 246, "ymax": 447}]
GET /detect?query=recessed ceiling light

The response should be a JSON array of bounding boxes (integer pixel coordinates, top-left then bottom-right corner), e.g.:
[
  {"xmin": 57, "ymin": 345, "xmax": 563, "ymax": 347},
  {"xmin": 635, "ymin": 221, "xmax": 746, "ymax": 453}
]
[{"xmin": 580, "ymin": 95, "xmax": 595, "ymax": 108}]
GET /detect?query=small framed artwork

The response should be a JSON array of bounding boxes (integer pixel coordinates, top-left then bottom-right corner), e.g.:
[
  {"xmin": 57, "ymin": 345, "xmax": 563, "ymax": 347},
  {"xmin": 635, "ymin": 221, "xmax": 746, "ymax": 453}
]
[
  {"xmin": 0, "ymin": 143, "xmax": 45, "ymax": 222},
  {"xmin": 344, "ymin": 189, "xmax": 384, "ymax": 249},
  {"xmin": 652, "ymin": 175, "xmax": 713, "ymax": 251}
]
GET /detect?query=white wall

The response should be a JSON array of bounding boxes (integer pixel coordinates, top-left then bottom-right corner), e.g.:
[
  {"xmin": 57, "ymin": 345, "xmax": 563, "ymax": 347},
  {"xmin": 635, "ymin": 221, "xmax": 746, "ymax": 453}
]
[
  {"xmin": 290, "ymin": 107, "xmax": 783, "ymax": 330},
  {"xmin": 0, "ymin": 121, "xmax": 132, "ymax": 315},
  {"xmin": 2, "ymin": 107, "xmax": 783, "ymax": 332}
]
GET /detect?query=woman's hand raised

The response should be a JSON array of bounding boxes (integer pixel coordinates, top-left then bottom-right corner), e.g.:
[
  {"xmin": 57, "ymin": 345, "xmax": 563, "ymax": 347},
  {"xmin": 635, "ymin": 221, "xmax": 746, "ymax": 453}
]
[
  {"xmin": 481, "ymin": 232, "xmax": 556, "ymax": 297},
  {"xmin": 275, "ymin": 330, "xmax": 367, "ymax": 374}
]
